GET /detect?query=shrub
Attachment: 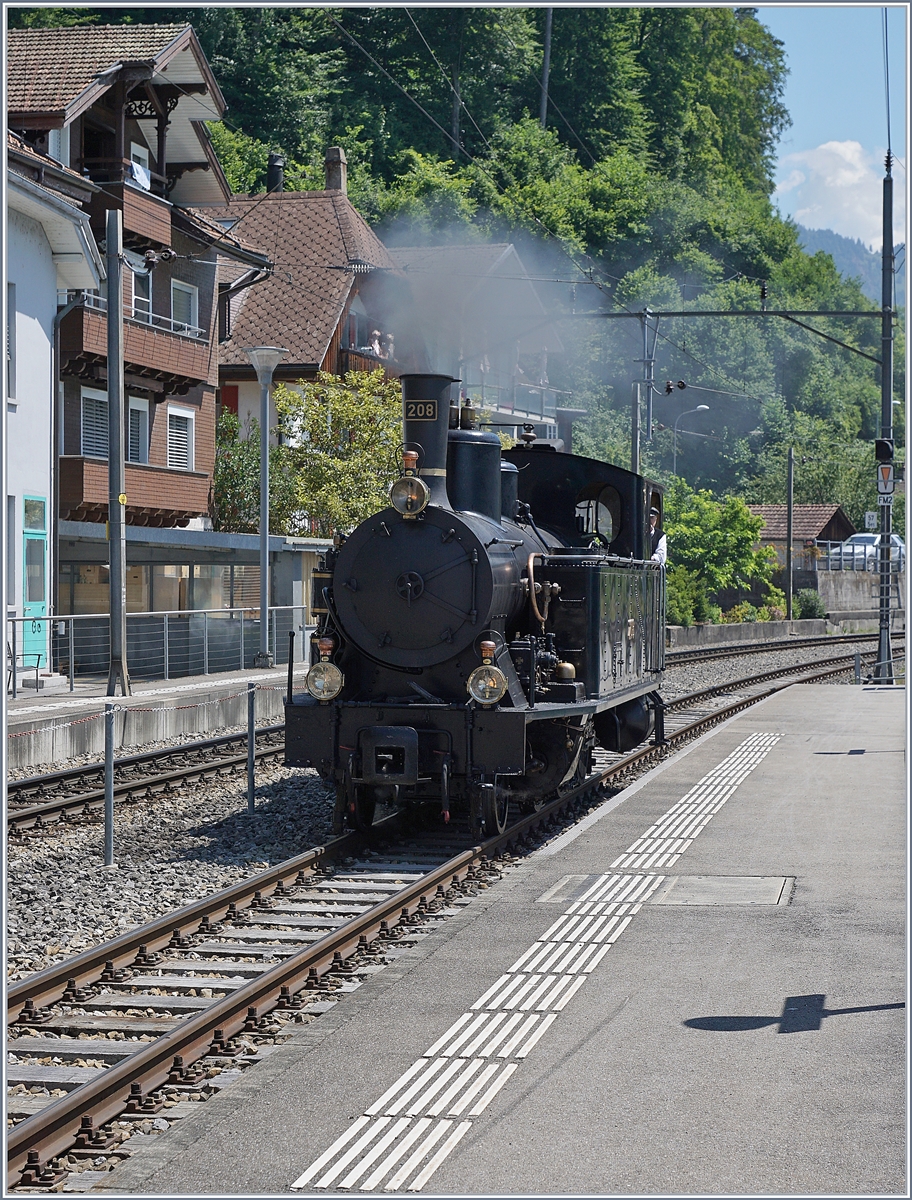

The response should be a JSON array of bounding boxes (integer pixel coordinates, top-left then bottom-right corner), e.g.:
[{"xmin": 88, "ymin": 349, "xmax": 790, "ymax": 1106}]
[
  {"xmin": 721, "ymin": 602, "xmax": 758, "ymax": 623},
  {"xmin": 795, "ymin": 588, "xmax": 826, "ymax": 619}
]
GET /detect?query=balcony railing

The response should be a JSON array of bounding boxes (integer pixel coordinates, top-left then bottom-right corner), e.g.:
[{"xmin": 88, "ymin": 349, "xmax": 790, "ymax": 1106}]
[
  {"xmin": 459, "ymin": 380, "xmax": 572, "ymax": 423},
  {"xmin": 59, "ymin": 290, "xmax": 206, "ymax": 341}
]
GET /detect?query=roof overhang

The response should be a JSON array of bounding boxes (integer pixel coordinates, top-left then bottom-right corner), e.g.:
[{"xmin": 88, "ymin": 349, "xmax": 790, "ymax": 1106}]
[{"xmin": 8, "ymin": 173, "xmax": 104, "ymax": 289}]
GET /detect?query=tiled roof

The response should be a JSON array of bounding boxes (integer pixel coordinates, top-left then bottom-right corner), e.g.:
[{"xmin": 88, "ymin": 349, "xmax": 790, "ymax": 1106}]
[
  {"xmin": 748, "ymin": 504, "xmax": 854, "ymax": 539},
  {"xmin": 7, "ymin": 24, "xmax": 188, "ymax": 113},
  {"xmin": 183, "ymin": 205, "xmax": 269, "ymax": 263},
  {"xmin": 7, "ymin": 130, "xmax": 86, "ymax": 182},
  {"xmin": 214, "ymin": 192, "xmax": 398, "ymax": 368}
]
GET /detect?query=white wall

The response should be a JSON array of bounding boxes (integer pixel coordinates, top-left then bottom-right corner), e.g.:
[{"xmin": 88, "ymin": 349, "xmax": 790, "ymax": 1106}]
[
  {"xmin": 236, "ymin": 380, "xmax": 303, "ymax": 447},
  {"xmin": 6, "ymin": 207, "xmax": 55, "ymax": 622}
]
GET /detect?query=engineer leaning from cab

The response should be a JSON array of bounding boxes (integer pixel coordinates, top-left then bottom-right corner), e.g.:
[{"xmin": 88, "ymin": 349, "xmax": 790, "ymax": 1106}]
[{"xmin": 650, "ymin": 506, "xmax": 667, "ymax": 564}]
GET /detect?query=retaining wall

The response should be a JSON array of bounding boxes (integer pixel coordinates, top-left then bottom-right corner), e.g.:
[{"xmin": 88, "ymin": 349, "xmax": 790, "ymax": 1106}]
[
  {"xmin": 666, "ymin": 619, "xmax": 828, "ymax": 649},
  {"xmin": 7, "ymin": 680, "xmax": 294, "ymax": 772}
]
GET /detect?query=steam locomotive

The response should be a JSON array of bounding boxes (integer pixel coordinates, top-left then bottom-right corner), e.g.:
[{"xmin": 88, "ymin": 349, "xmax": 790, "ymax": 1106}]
[{"xmin": 285, "ymin": 373, "xmax": 665, "ymax": 836}]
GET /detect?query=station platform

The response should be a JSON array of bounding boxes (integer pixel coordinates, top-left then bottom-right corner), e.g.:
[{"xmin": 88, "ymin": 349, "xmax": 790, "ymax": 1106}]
[
  {"xmin": 97, "ymin": 684, "xmax": 905, "ymax": 1196},
  {"xmin": 6, "ymin": 665, "xmax": 309, "ymax": 771}
]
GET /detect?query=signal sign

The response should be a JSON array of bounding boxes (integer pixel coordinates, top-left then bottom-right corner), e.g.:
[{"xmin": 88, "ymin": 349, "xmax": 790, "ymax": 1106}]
[
  {"xmin": 865, "ymin": 511, "xmax": 878, "ymax": 529},
  {"xmin": 877, "ymin": 464, "xmax": 895, "ymax": 494}
]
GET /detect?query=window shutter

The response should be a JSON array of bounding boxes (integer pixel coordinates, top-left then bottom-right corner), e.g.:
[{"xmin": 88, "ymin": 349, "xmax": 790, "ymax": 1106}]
[
  {"xmin": 82, "ymin": 396, "xmax": 109, "ymax": 458},
  {"xmin": 128, "ymin": 406, "xmax": 148, "ymax": 464},
  {"xmin": 168, "ymin": 413, "xmax": 192, "ymax": 469}
]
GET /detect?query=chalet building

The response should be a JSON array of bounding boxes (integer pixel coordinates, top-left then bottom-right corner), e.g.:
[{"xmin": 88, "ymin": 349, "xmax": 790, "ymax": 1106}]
[
  {"xmin": 748, "ymin": 504, "xmax": 857, "ymax": 566},
  {"xmin": 5, "ymin": 24, "xmax": 322, "ymax": 636},
  {"xmin": 6, "ymin": 132, "xmax": 104, "ymax": 676},
  {"xmin": 205, "ymin": 147, "xmax": 425, "ymax": 433}
]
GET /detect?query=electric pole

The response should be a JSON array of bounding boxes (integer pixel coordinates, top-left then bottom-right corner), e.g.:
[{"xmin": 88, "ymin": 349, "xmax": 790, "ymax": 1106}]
[
  {"xmin": 540, "ymin": 8, "xmax": 553, "ymax": 129},
  {"xmin": 786, "ymin": 446, "xmax": 794, "ymax": 621},
  {"xmin": 874, "ymin": 154, "xmax": 895, "ymax": 682},
  {"xmin": 106, "ymin": 208, "xmax": 130, "ymax": 696}
]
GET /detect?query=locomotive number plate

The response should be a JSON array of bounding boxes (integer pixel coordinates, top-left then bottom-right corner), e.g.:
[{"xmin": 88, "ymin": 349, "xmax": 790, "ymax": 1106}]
[{"xmin": 404, "ymin": 400, "xmax": 438, "ymax": 421}]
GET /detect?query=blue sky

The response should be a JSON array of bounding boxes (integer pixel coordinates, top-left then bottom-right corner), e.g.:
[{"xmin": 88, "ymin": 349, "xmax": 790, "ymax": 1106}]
[{"xmin": 756, "ymin": 3, "xmax": 907, "ymax": 247}]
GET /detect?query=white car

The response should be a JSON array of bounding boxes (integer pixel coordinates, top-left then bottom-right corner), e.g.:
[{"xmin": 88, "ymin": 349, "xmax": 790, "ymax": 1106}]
[{"xmin": 839, "ymin": 533, "xmax": 905, "ymax": 571}]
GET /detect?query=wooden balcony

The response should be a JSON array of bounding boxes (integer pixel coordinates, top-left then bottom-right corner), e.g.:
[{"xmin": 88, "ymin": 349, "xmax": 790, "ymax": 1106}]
[
  {"xmin": 338, "ymin": 347, "xmax": 401, "ymax": 379},
  {"xmin": 59, "ymin": 457, "xmax": 210, "ymax": 526},
  {"xmin": 60, "ymin": 302, "xmax": 215, "ymax": 394},
  {"xmin": 88, "ymin": 179, "xmax": 172, "ymax": 247}
]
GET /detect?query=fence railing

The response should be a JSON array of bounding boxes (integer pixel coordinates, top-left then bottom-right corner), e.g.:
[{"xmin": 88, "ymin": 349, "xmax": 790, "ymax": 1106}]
[
  {"xmin": 7, "ymin": 607, "xmax": 313, "ymax": 697},
  {"xmin": 58, "ymin": 290, "xmax": 206, "ymax": 341},
  {"xmin": 811, "ymin": 541, "xmax": 905, "ymax": 573}
]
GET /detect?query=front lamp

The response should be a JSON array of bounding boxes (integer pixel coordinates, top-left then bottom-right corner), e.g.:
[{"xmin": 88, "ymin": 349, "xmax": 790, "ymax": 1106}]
[
  {"xmin": 467, "ymin": 664, "xmax": 508, "ymax": 706},
  {"xmin": 389, "ymin": 475, "xmax": 430, "ymax": 517},
  {"xmin": 306, "ymin": 661, "xmax": 344, "ymax": 701}
]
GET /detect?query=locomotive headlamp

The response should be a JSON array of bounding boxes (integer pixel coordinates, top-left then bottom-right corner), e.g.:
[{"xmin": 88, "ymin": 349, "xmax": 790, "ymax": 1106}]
[
  {"xmin": 316, "ymin": 636, "xmax": 336, "ymax": 660},
  {"xmin": 306, "ymin": 661, "xmax": 344, "ymax": 701},
  {"xmin": 389, "ymin": 474, "xmax": 430, "ymax": 517},
  {"xmin": 467, "ymin": 663, "xmax": 508, "ymax": 706}
]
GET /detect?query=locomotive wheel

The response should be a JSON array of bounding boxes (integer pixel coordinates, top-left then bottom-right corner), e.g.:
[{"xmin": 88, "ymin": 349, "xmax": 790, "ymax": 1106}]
[
  {"xmin": 347, "ymin": 786, "xmax": 377, "ymax": 833},
  {"xmin": 480, "ymin": 782, "xmax": 509, "ymax": 837}
]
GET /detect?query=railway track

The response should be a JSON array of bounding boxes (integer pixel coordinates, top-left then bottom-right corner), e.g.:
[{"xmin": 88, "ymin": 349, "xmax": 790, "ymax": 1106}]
[
  {"xmin": 665, "ymin": 629, "xmax": 902, "ymax": 664},
  {"xmin": 7, "ymin": 642, "xmax": 899, "ymax": 836},
  {"xmin": 6, "ymin": 726, "xmax": 286, "ymax": 836},
  {"xmin": 5, "ymin": 648, "xmax": 878, "ymax": 1189}
]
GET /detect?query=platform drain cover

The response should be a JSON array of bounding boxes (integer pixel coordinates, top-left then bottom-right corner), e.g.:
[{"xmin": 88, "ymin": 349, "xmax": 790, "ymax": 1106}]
[{"xmin": 650, "ymin": 876, "xmax": 793, "ymax": 906}]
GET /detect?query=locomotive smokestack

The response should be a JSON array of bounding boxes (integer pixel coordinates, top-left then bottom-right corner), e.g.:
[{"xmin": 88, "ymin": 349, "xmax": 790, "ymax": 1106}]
[{"xmin": 400, "ymin": 374, "xmax": 459, "ymax": 509}]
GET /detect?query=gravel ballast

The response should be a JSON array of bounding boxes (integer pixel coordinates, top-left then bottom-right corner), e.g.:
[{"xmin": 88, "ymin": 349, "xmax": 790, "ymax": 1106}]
[{"xmin": 6, "ymin": 636, "xmax": 888, "ymax": 982}]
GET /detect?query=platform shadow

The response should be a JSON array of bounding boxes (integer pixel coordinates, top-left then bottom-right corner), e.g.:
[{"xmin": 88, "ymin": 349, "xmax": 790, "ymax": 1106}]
[{"xmin": 684, "ymin": 994, "xmax": 904, "ymax": 1034}]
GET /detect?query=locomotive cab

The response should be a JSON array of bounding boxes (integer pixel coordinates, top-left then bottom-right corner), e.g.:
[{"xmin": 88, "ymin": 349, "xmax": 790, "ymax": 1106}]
[{"xmin": 285, "ymin": 373, "xmax": 665, "ymax": 836}]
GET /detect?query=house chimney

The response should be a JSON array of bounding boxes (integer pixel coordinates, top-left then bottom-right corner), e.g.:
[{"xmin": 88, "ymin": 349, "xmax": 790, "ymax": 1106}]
[
  {"xmin": 266, "ymin": 152, "xmax": 285, "ymax": 193},
  {"xmin": 325, "ymin": 146, "xmax": 347, "ymax": 194}
]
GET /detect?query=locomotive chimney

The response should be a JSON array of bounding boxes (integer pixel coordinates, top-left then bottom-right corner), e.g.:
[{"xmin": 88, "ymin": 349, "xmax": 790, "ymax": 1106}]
[{"xmin": 400, "ymin": 374, "xmax": 459, "ymax": 509}]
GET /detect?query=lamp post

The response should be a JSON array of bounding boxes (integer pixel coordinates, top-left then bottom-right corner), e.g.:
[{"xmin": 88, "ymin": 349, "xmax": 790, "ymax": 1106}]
[
  {"xmin": 673, "ymin": 405, "xmax": 709, "ymax": 476},
  {"xmin": 244, "ymin": 346, "xmax": 288, "ymax": 668}
]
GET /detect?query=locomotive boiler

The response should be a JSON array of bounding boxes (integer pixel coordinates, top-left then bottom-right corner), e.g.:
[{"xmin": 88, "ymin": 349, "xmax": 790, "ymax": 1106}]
[{"xmin": 285, "ymin": 373, "xmax": 665, "ymax": 835}]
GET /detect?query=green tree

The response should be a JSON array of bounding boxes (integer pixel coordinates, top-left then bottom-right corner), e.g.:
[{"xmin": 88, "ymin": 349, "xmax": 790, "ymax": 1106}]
[
  {"xmin": 662, "ymin": 477, "xmax": 777, "ymax": 623},
  {"xmin": 274, "ymin": 371, "xmax": 403, "ymax": 538},
  {"xmin": 210, "ymin": 411, "xmax": 299, "ymax": 535}
]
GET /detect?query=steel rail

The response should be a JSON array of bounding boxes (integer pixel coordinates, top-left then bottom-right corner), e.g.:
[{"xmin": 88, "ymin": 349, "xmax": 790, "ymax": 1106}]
[
  {"xmin": 5, "ymin": 653, "xmax": 867, "ymax": 1186},
  {"xmin": 666, "ymin": 631, "xmax": 901, "ymax": 664},
  {"xmin": 8, "ymin": 724, "xmax": 285, "ymax": 801},
  {"xmin": 7, "ymin": 741, "xmax": 287, "ymax": 834},
  {"xmin": 664, "ymin": 648, "xmax": 879, "ymax": 709}
]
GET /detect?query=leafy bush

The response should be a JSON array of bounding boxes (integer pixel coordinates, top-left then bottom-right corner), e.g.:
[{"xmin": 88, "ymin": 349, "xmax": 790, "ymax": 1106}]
[
  {"xmin": 721, "ymin": 602, "xmax": 758, "ymax": 623},
  {"xmin": 795, "ymin": 589, "xmax": 826, "ymax": 620}
]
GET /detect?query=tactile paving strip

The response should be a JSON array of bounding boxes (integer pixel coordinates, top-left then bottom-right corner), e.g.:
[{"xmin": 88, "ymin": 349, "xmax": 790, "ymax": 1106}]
[{"xmin": 290, "ymin": 731, "xmax": 780, "ymax": 1192}]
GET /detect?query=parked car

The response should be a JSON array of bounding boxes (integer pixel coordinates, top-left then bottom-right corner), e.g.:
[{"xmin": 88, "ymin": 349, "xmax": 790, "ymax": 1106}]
[{"xmin": 839, "ymin": 532, "xmax": 905, "ymax": 571}]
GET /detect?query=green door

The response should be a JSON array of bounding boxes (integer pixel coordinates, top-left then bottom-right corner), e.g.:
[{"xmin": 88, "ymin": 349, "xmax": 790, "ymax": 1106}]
[{"xmin": 22, "ymin": 497, "xmax": 47, "ymax": 666}]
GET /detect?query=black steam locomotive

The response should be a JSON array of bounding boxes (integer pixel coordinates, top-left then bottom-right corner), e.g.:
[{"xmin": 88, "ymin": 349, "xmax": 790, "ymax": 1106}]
[{"xmin": 285, "ymin": 374, "xmax": 665, "ymax": 836}]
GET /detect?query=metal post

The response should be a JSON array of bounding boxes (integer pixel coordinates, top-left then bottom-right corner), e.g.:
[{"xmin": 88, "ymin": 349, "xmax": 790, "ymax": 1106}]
[
  {"xmin": 854, "ymin": 652, "xmax": 862, "ymax": 685},
  {"xmin": 786, "ymin": 447, "xmax": 794, "ymax": 621},
  {"xmin": 11, "ymin": 618, "xmax": 17, "ymax": 698},
  {"xmin": 104, "ymin": 702, "xmax": 115, "ymax": 866},
  {"xmin": 539, "ymin": 8, "xmax": 553, "ymax": 128},
  {"xmin": 630, "ymin": 381, "xmax": 640, "ymax": 476},
  {"xmin": 258, "ymin": 377, "xmax": 271, "ymax": 667},
  {"xmin": 105, "ymin": 209, "xmax": 130, "ymax": 696},
  {"xmin": 287, "ymin": 629, "xmax": 295, "ymax": 704},
  {"xmin": 68, "ymin": 619, "xmax": 74, "ymax": 691},
  {"xmin": 203, "ymin": 610, "xmax": 209, "ymax": 675},
  {"xmin": 875, "ymin": 156, "xmax": 895, "ymax": 682},
  {"xmin": 163, "ymin": 613, "xmax": 169, "ymax": 680},
  {"xmin": 247, "ymin": 682, "xmax": 256, "ymax": 813},
  {"xmin": 240, "ymin": 609, "xmax": 245, "ymax": 670},
  {"xmin": 643, "ymin": 310, "xmax": 656, "ymax": 443}
]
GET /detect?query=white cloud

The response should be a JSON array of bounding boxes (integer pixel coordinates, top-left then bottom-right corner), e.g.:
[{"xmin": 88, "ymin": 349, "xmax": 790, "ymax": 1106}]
[{"xmin": 774, "ymin": 140, "xmax": 906, "ymax": 249}]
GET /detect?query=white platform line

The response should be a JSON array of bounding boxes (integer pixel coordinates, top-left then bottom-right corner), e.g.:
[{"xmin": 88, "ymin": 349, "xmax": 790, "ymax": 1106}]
[
  {"xmin": 291, "ymin": 1115, "xmax": 373, "ymax": 1190},
  {"xmin": 387, "ymin": 1060, "xmax": 450, "ymax": 1116},
  {"xmin": 405, "ymin": 1057, "xmax": 470, "ymax": 1116},
  {"xmin": 468, "ymin": 1062, "xmax": 518, "ymax": 1114},
  {"xmin": 495, "ymin": 1013, "xmax": 540, "ymax": 1058},
  {"xmin": 552, "ymin": 976, "xmax": 587, "ymax": 1009},
  {"xmin": 470, "ymin": 974, "xmax": 512, "ymax": 1011},
  {"xmin": 339, "ymin": 1118, "xmax": 413, "ymax": 1190},
  {"xmin": 514, "ymin": 1012, "xmax": 558, "ymax": 1058},
  {"xmin": 472, "ymin": 1011, "xmax": 527, "ymax": 1057},
  {"xmin": 427, "ymin": 1059, "xmax": 486, "ymax": 1117},
  {"xmin": 407, "ymin": 1120, "xmax": 472, "ymax": 1191},
  {"xmin": 315, "ymin": 1117, "xmax": 392, "ymax": 1189},
  {"xmin": 448, "ymin": 1062, "xmax": 500, "ymax": 1116},
  {"xmin": 360, "ymin": 1120, "xmax": 433, "ymax": 1193},
  {"xmin": 472, "ymin": 973, "xmax": 528, "ymax": 1011},
  {"xmin": 423, "ymin": 1012, "xmax": 474, "ymax": 1058},
  {"xmin": 367, "ymin": 1059, "xmax": 433, "ymax": 1116},
  {"xmin": 384, "ymin": 1120, "xmax": 452, "ymax": 1191},
  {"xmin": 455, "ymin": 1011, "xmax": 511, "ymax": 1057}
]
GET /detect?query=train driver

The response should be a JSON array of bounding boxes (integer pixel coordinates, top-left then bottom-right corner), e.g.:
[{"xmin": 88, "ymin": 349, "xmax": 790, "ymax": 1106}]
[{"xmin": 650, "ymin": 506, "xmax": 667, "ymax": 565}]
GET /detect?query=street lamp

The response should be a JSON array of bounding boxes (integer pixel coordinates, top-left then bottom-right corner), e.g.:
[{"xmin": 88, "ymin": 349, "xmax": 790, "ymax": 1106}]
[
  {"xmin": 673, "ymin": 405, "xmax": 709, "ymax": 476},
  {"xmin": 244, "ymin": 346, "xmax": 288, "ymax": 667}
]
